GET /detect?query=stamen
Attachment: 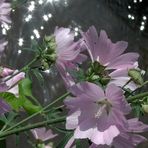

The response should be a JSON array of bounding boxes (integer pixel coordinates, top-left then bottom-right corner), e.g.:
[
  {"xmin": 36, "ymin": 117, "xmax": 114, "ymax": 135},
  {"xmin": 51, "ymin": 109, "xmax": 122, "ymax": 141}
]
[{"xmin": 95, "ymin": 104, "xmax": 106, "ymax": 118}]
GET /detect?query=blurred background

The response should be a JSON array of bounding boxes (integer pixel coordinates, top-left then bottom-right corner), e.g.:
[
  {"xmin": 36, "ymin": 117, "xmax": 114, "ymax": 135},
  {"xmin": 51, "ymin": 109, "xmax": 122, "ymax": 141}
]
[{"xmin": 1, "ymin": 0, "xmax": 148, "ymax": 147}]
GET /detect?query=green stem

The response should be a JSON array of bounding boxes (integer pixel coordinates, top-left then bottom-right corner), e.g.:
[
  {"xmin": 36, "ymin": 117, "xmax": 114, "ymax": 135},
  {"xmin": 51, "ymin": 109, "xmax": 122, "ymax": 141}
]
[
  {"xmin": 4, "ymin": 56, "xmax": 39, "ymax": 83},
  {"xmin": 43, "ymin": 105, "xmax": 64, "ymax": 114},
  {"xmin": 127, "ymin": 92, "xmax": 148, "ymax": 102},
  {"xmin": 0, "ymin": 116, "xmax": 65, "ymax": 139},
  {"xmin": 122, "ymin": 79, "xmax": 132, "ymax": 89},
  {"xmin": 4, "ymin": 92, "xmax": 69, "ymax": 132}
]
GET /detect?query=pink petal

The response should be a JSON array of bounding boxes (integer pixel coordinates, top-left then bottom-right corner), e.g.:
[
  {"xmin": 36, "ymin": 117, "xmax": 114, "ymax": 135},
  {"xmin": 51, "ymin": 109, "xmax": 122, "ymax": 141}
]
[{"xmin": 90, "ymin": 126, "xmax": 120, "ymax": 145}]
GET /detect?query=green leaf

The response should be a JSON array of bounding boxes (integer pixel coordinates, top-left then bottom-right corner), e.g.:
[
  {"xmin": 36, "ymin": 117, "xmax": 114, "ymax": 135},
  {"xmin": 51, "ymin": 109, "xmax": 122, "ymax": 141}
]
[
  {"xmin": 0, "ymin": 92, "xmax": 22, "ymax": 111},
  {"xmin": 18, "ymin": 78, "xmax": 42, "ymax": 114},
  {"xmin": 21, "ymin": 95, "xmax": 41, "ymax": 115},
  {"xmin": 32, "ymin": 69, "xmax": 44, "ymax": 87},
  {"xmin": 0, "ymin": 140, "xmax": 6, "ymax": 148},
  {"xmin": 56, "ymin": 133, "xmax": 73, "ymax": 148},
  {"xmin": 19, "ymin": 78, "xmax": 34, "ymax": 98},
  {"xmin": 76, "ymin": 139, "xmax": 81, "ymax": 148}
]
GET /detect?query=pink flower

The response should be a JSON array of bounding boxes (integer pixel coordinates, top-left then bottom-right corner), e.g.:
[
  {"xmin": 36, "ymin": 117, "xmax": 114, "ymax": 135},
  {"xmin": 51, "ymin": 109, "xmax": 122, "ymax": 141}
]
[
  {"xmin": 31, "ymin": 127, "xmax": 57, "ymax": 142},
  {"xmin": 82, "ymin": 26, "xmax": 139, "ymax": 90},
  {"xmin": 0, "ymin": 67, "xmax": 25, "ymax": 96},
  {"xmin": 82, "ymin": 26, "xmax": 139, "ymax": 70},
  {"xmin": 0, "ymin": 0, "xmax": 11, "ymax": 24},
  {"xmin": 65, "ymin": 82, "xmax": 131, "ymax": 145},
  {"xmin": 90, "ymin": 118, "xmax": 148, "ymax": 148},
  {"xmin": 54, "ymin": 27, "xmax": 87, "ymax": 88},
  {"xmin": 0, "ymin": 67, "xmax": 13, "ymax": 77}
]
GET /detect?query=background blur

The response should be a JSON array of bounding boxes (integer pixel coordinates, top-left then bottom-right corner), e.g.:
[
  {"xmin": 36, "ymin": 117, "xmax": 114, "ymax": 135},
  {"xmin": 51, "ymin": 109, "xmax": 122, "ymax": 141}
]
[{"xmin": 1, "ymin": 0, "xmax": 148, "ymax": 147}]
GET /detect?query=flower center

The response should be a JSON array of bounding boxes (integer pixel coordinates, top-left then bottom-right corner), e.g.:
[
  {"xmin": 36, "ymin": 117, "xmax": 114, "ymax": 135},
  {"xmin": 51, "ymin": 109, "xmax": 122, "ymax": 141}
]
[
  {"xmin": 86, "ymin": 61, "xmax": 111, "ymax": 85},
  {"xmin": 95, "ymin": 99, "xmax": 112, "ymax": 118}
]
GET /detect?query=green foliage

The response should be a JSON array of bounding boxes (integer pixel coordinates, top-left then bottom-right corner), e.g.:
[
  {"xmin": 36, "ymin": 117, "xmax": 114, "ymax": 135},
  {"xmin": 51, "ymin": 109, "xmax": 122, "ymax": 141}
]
[
  {"xmin": 0, "ymin": 78, "xmax": 42, "ymax": 115},
  {"xmin": 0, "ymin": 112, "xmax": 18, "ymax": 126},
  {"xmin": 68, "ymin": 69, "xmax": 85, "ymax": 82},
  {"xmin": 19, "ymin": 78, "xmax": 34, "ymax": 98},
  {"xmin": 12, "ymin": 0, "xmax": 28, "ymax": 9},
  {"xmin": 19, "ymin": 78, "xmax": 42, "ymax": 114},
  {"xmin": 56, "ymin": 133, "xmax": 73, "ymax": 148},
  {"xmin": 0, "ymin": 92, "xmax": 22, "ymax": 111}
]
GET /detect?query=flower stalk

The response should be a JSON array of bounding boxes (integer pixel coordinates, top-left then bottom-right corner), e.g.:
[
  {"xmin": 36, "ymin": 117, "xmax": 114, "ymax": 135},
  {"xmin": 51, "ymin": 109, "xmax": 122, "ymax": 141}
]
[{"xmin": 0, "ymin": 116, "xmax": 66, "ymax": 139}]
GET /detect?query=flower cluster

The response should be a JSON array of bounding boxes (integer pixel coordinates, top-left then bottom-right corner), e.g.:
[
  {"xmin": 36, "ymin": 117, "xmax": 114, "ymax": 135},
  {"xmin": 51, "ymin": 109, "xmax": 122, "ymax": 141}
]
[
  {"xmin": 1, "ymin": 0, "xmax": 148, "ymax": 147},
  {"xmin": 0, "ymin": 67, "xmax": 24, "ymax": 114},
  {"xmin": 0, "ymin": 23, "xmax": 148, "ymax": 147},
  {"xmin": 51, "ymin": 26, "xmax": 148, "ymax": 147}
]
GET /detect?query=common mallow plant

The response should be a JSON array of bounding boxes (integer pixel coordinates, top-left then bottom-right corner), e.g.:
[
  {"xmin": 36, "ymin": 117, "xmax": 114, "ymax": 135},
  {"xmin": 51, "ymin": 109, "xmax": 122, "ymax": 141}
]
[{"xmin": 0, "ymin": 7, "xmax": 148, "ymax": 147}]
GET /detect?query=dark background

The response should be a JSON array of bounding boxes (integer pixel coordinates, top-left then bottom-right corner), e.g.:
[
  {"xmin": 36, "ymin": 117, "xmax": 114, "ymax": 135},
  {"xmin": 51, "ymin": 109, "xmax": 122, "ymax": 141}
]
[{"xmin": 1, "ymin": 0, "xmax": 148, "ymax": 147}]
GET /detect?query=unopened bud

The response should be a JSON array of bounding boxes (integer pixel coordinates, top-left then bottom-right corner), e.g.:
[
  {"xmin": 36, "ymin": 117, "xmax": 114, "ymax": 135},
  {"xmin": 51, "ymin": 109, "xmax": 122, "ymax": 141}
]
[
  {"xmin": 128, "ymin": 69, "xmax": 144, "ymax": 85},
  {"xmin": 142, "ymin": 104, "xmax": 148, "ymax": 113}
]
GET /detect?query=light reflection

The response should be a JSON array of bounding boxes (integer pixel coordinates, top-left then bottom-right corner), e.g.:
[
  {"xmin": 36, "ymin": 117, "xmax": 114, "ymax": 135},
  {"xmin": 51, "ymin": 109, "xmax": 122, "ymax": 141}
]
[
  {"xmin": 43, "ymin": 15, "xmax": 49, "ymax": 21},
  {"xmin": 40, "ymin": 26, "xmax": 44, "ymax": 30},
  {"xmin": 140, "ymin": 26, "xmax": 145, "ymax": 31},
  {"xmin": 25, "ymin": 14, "xmax": 32, "ymax": 22},
  {"xmin": 18, "ymin": 50, "xmax": 22, "ymax": 54},
  {"xmin": 18, "ymin": 38, "xmax": 24, "ymax": 47},
  {"xmin": 28, "ymin": 1, "xmax": 35, "ymax": 12},
  {"xmin": 38, "ymin": 0, "xmax": 43, "ymax": 5},
  {"xmin": 2, "ymin": 28, "xmax": 7, "ymax": 35},
  {"xmin": 30, "ymin": 35, "xmax": 35, "ymax": 40},
  {"xmin": 143, "ymin": 16, "xmax": 147, "ymax": 20},
  {"xmin": 33, "ymin": 29, "xmax": 40, "ymax": 39}
]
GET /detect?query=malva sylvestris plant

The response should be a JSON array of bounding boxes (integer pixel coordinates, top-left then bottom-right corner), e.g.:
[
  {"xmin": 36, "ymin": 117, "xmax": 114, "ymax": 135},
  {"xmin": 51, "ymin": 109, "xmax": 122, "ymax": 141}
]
[{"xmin": 1, "ymin": 1, "xmax": 148, "ymax": 148}]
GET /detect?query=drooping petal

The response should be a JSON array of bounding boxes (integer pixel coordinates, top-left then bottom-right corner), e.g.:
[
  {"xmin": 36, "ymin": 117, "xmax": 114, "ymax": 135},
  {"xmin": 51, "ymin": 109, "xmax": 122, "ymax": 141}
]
[
  {"xmin": 31, "ymin": 128, "xmax": 57, "ymax": 142},
  {"xmin": 0, "ymin": 99, "xmax": 11, "ymax": 115},
  {"xmin": 90, "ymin": 126, "xmax": 120, "ymax": 145}
]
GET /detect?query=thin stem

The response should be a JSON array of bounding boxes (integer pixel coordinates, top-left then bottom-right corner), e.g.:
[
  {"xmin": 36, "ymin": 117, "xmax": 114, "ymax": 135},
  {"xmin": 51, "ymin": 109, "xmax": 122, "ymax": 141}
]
[
  {"xmin": 43, "ymin": 105, "xmax": 64, "ymax": 114},
  {"xmin": 4, "ymin": 92, "xmax": 69, "ymax": 132},
  {"xmin": 132, "ymin": 81, "xmax": 148, "ymax": 94},
  {"xmin": 4, "ymin": 56, "xmax": 39, "ymax": 83},
  {"xmin": 122, "ymin": 79, "xmax": 132, "ymax": 89},
  {"xmin": 0, "ymin": 116, "xmax": 65, "ymax": 139},
  {"xmin": 127, "ymin": 92, "xmax": 148, "ymax": 102}
]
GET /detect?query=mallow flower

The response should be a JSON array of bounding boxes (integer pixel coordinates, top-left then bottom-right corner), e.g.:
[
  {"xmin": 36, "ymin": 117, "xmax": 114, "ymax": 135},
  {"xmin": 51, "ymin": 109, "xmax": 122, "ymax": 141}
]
[
  {"xmin": 90, "ymin": 118, "xmax": 148, "ymax": 148},
  {"xmin": 54, "ymin": 27, "xmax": 87, "ymax": 88},
  {"xmin": 65, "ymin": 82, "xmax": 131, "ymax": 145},
  {"xmin": 31, "ymin": 127, "xmax": 57, "ymax": 142},
  {"xmin": 0, "ymin": 0, "xmax": 11, "ymax": 24},
  {"xmin": 0, "ymin": 67, "xmax": 25, "ymax": 96},
  {"xmin": 82, "ymin": 26, "xmax": 139, "ymax": 90}
]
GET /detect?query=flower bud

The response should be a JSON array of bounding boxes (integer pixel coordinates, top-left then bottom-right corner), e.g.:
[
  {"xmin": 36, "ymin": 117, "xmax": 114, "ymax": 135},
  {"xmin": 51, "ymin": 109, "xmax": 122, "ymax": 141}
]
[
  {"xmin": 128, "ymin": 69, "xmax": 144, "ymax": 85},
  {"xmin": 142, "ymin": 104, "xmax": 148, "ymax": 114}
]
